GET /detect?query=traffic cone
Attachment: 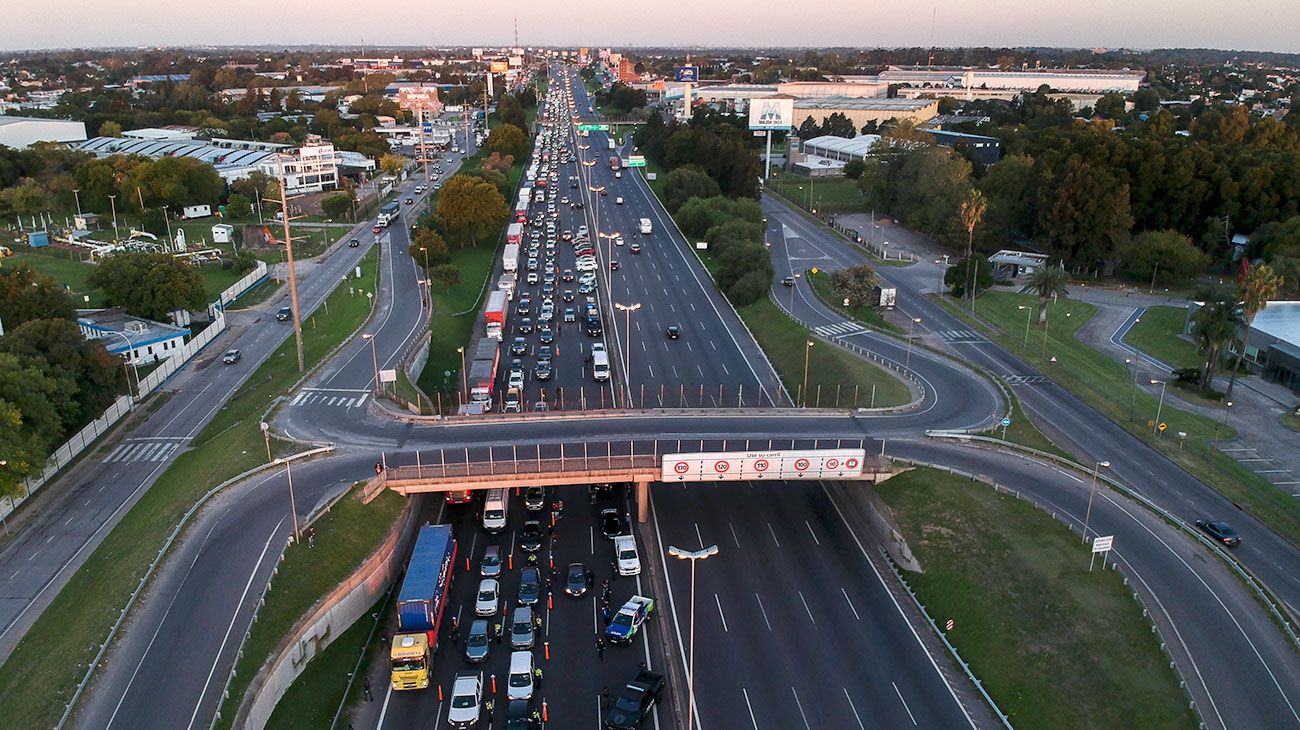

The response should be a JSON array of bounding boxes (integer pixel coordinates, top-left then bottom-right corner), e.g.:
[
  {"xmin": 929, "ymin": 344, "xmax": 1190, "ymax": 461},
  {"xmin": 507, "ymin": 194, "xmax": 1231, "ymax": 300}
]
[
  {"xmin": 491, "ymin": 674, "xmax": 497, "ymax": 693},
  {"xmin": 544, "ymin": 641, "xmax": 550, "ymax": 660},
  {"xmin": 547, "ymin": 591, "xmax": 553, "ymax": 610},
  {"xmin": 542, "ymin": 700, "xmax": 549, "ymax": 722},
  {"xmin": 437, "ymin": 684, "xmax": 443, "ymax": 701},
  {"xmin": 466, "ymin": 557, "xmax": 471, "ymax": 572}
]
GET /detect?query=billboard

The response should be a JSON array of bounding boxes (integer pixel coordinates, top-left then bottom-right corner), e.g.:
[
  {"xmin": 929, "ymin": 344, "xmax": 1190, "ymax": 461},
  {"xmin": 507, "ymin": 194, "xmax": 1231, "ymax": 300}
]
[
  {"xmin": 398, "ymin": 88, "xmax": 442, "ymax": 112},
  {"xmin": 489, "ymin": 60, "xmax": 509, "ymax": 73},
  {"xmin": 675, "ymin": 65, "xmax": 698, "ymax": 83},
  {"xmin": 748, "ymin": 97, "xmax": 794, "ymax": 130},
  {"xmin": 660, "ymin": 449, "xmax": 867, "ymax": 482}
]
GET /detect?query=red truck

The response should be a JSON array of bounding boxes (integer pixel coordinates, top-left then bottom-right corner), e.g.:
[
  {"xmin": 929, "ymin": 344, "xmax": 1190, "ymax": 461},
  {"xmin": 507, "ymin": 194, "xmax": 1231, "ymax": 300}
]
[
  {"xmin": 485, "ymin": 290, "xmax": 507, "ymax": 341},
  {"xmin": 467, "ymin": 338, "xmax": 500, "ymax": 409},
  {"xmin": 609, "ymin": 155, "xmax": 621, "ymax": 171}
]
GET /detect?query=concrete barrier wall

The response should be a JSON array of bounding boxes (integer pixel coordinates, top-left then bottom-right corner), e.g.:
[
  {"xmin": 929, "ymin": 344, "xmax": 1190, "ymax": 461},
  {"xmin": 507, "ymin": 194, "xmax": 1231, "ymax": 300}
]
[{"xmin": 235, "ymin": 498, "xmax": 422, "ymax": 730}]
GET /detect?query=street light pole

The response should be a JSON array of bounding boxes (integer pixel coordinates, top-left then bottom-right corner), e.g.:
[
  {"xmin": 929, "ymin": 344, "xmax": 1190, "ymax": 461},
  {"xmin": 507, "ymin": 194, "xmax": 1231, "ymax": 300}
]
[
  {"xmin": 1080, "ymin": 460, "xmax": 1111, "ymax": 543},
  {"xmin": 1125, "ymin": 358, "xmax": 1138, "ymax": 421},
  {"xmin": 1211, "ymin": 400, "xmax": 1234, "ymax": 458},
  {"xmin": 1150, "ymin": 379, "xmax": 1168, "ymax": 435},
  {"xmin": 614, "ymin": 302, "xmax": 641, "ymax": 408},
  {"xmin": 458, "ymin": 346, "xmax": 468, "ymax": 405},
  {"xmin": 362, "ymin": 333, "xmax": 381, "ymax": 396},
  {"xmin": 906, "ymin": 317, "xmax": 922, "ymax": 368},
  {"xmin": 1018, "ymin": 305, "xmax": 1032, "ymax": 349},
  {"xmin": 107, "ymin": 194, "xmax": 118, "ymax": 239},
  {"xmin": 802, "ymin": 340, "xmax": 814, "ymax": 407},
  {"xmin": 275, "ymin": 457, "xmax": 301, "ymax": 542},
  {"xmin": 789, "ymin": 272, "xmax": 801, "ymax": 312},
  {"xmin": 667, "ymin": 544, "xmax": 719, "ymax": 730}
]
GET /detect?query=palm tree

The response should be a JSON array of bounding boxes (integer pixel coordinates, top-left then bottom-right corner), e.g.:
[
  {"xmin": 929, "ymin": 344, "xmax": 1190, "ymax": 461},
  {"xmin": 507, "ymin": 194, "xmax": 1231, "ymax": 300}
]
[
  {"xmin": 958, "ymin": 188, "xmax": 987, "ymax": 310},
  {"xmin": 1026, "ymin": 265, "xmax": 1070, "ymax": 325},
  {"xmin": 1226, "ymin": 263, "xmax": 1282, "ymax": 400},
  {"xmin": 1192, "ymin": 296, "xmax": 1240, "ymax": 392}
]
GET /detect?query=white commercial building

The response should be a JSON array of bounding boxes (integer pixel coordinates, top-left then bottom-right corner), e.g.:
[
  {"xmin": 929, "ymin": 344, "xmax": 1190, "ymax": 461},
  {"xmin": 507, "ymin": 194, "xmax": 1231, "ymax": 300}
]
[
  {"xmin": 0, "ymin": 116, "xmax": 87, "ymax": 149},
  {"xmin": 879, "ymin": 65, "xmax": 1145, "ymax": 94},
  {"xmin": 257, "ymin": 143, "xmax": 341, "ymax": 195},
  {"xmin": 77, "ymin": 309, "xmax": 189, "ymax": 365}
]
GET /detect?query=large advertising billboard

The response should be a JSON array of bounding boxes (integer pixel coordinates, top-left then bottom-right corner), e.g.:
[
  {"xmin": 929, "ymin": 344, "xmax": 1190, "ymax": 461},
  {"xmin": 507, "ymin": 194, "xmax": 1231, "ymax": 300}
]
[
  {"xmin": 489, "ymin": 60, "xmax": 509, "ymax": 73},
  {"xmin": 748, "ymin": 97, "xmax": 794, "ymax": 131},
  {"xmin": 675, "ymin": 66, "xmax": 698, "ymax": 83},
  {"xmin": 660, "ymin": 449, "xmax": 866, "ymax": 482},
  {"xmin": 398, "ymin": 87, "xmax": 442, "ymax": 112}
]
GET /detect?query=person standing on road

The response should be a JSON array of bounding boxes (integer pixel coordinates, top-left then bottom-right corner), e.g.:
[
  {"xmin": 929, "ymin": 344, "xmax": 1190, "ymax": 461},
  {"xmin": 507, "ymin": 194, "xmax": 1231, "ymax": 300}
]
[
  {"xmin": 495, "ymin": 620, "xmax": 504, "ymax": 644},
  {"xmin": 363, "ymin": 676, "xmax": 372, "ymax": 702},
  {"xmin": 533, "ymin": 665, "xmax": 544, "ymax": 687},
  {"xmin": 596, "ymin": 635, "xmax": 605, "ymax": 660},
  {"xmin": 601, "ymin": 685, "xmax": 611, "ymax": 709}
]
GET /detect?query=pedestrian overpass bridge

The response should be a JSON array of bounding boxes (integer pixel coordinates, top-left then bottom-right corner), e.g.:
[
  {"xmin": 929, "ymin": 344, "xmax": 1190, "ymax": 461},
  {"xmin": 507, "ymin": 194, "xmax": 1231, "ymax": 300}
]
[{"xmin": 365, "ymin": 438, "xmax": 892, "ymax": 522}]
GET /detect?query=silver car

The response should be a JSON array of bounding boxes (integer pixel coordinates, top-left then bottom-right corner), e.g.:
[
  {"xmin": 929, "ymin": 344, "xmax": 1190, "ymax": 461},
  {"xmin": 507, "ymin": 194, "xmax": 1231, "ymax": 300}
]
[
  {"xmin": 475, "ymin": 578, "xmax": 500, "ymax": 617},
  {"xmin": 465, "ymin": 619, "xmax": 491, "ymax": 663},
  {"xmin": 510, "ymin": 606, "xmax": 535, "ymax": 649},
  {"xmin": 480, "ymin": 545, "xmax": 502, "ymax": 577}
]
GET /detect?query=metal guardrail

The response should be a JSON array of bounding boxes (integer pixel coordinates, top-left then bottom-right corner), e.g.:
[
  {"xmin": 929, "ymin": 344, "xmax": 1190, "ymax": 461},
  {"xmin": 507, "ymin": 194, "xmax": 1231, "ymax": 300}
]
[
  {"xmin": 384, "ymin": 455, "xmax": 661, "ymax": 486},
  {"xmin": 924, "ymin": 430, "xmax": 1300, "ymax": 652}
]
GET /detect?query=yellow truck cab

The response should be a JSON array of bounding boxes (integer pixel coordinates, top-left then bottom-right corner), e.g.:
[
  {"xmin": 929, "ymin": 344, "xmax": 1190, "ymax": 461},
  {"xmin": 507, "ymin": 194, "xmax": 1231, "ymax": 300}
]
[{"xmin": 390, "ymin": 633, "xmax": 431, "ymax": 690}]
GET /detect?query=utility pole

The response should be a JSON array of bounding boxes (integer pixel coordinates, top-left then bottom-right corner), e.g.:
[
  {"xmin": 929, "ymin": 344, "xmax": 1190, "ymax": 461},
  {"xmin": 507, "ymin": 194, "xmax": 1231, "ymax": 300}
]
[{"xmin": 278, "ymin": 158, "xmax": 306, "ymax": 372}]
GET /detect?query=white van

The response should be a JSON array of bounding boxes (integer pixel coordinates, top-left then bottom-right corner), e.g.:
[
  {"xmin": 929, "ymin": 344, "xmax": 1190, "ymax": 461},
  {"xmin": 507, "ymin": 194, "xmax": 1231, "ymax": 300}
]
[
  {"xmin": 482, "ymin": 489, "xmax": 507, "ymax": 533},
  {"xmin": 592, "ymin": 350, "xmax": 610, "ymax": 382},
  {"xmin": 507, "ymin": 651, "xmax": 535, "ymax": 700},
  {"xmin": 613, "ymin": 534, "xmax": 641, "ymax": 576}
]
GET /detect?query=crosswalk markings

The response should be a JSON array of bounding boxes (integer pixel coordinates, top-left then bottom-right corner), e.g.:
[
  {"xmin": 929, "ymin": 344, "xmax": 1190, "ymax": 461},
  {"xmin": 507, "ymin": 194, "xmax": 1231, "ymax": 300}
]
[
  {"xmin": 814, "ymin": 322, "xmax": 870, "ymax": 339},
  {"xmin": 1003, "ymin": 371, "xmax": 1045, "ymax": 384},
  {"xmin": 104, "ymin": 441, "xmax": 180, "ymax": 464},
  {"xmin": 290, "ymin": 391, "xmax": 370, "ymax": 409},
  {"xmin": 933, "ymin": 329, "xmax": 984, "ymax": 343}
]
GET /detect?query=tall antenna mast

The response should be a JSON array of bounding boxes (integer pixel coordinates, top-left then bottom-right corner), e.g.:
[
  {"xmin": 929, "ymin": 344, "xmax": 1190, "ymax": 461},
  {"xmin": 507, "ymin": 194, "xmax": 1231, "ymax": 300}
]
[
  {"xmin": 927, "ymin": 7, "xmax": 936, "ymax": 68},
  {"xmin": 514, "ymin": 16, "xmax": 520, "ymax": 50}
]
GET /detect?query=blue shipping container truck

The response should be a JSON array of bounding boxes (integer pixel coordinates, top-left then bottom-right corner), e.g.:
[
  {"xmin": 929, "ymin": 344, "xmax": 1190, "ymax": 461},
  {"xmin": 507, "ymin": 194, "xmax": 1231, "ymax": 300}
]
[{"xmin": 396, "ymin": 524, "xmax": 458, "ymax": 635}]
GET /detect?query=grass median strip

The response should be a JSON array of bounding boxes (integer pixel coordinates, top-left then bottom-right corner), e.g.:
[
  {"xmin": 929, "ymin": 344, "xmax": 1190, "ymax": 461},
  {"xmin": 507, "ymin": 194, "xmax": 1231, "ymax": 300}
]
[
  {"xmin": 216, "ymin": 488, "xmax": 405, "ymax": 730},
  {"xmin": 739, "ymin": 297, "xmax": 911, "ymax": 408},
  {"xmin": 876, "ymin": 468, "xmax": 1197, "ymax": 730},
  {"xmin": 0, "ymin": 248, "xmax": 379, "ymax": 729},
  {"xmin": 938, "ymin": 290, "xmax": 1300, "ymax": 545},
  {"xmin": 1123, "ymin": 305, "xmax": 1199, "ymax": 370}
]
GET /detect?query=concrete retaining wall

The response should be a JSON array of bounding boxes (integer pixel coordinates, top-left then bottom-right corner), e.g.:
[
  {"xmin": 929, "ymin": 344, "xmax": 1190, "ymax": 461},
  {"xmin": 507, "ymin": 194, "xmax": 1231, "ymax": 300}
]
[{"xmin": 234, "ymin": 497, "xmax": 422, "ymax": 729}]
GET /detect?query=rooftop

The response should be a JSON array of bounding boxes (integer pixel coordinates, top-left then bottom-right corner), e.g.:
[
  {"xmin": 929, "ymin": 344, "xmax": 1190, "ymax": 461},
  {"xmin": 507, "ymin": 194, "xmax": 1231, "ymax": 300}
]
[
  {"xmin": 76, "ymin": 136, "xmax": 279, "ymax": 173},
  {"xmin": 77, "ymin": 309, "xmax": 188, "ymax": 352},
  {"xmin": 793, "ymin": 96, "xmax": 936, "ymax": 111},
  {"xmin": 804, "ymin": 134, "xmax": 881, "ymax": 157},
  {"xmin": 1252, "ymin": 301, "xmax": 1300, "ymax": 347}
]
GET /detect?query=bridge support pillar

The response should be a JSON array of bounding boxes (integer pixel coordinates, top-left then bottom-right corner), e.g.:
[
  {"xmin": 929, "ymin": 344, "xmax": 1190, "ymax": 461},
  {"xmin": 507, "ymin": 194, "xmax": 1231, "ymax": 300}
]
[{"xmin": 635, "ymin": 480, "xmax": 649, "ymax": 524}]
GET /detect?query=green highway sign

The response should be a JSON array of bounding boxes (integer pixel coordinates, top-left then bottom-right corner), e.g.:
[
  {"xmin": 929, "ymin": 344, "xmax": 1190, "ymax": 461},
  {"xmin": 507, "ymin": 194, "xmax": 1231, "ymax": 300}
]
[
  {"xmin": 625, "ymin": 155, "xmax": 646, "ymax": 168},
  {"xmin": 578, "ymin": 123, "xmax": 610, "ymax": 131}
]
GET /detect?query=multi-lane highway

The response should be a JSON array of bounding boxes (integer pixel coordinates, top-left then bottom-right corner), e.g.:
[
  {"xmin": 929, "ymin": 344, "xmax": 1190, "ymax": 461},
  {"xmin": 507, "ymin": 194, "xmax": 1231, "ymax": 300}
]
[{"xmin": 21, "ymin": 60, "xmax": 1300, "ymax": 730}]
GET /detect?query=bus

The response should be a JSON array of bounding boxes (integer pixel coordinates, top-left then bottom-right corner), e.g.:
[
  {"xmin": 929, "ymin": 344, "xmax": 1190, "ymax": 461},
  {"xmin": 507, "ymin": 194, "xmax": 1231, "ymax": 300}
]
[
  {"xmin": 390, "ymin": 525, "xmax": 457, "ymax": 690},
  {"xmin": 377, "ymin": 201, "xmax": 401, "ymax": 227}
]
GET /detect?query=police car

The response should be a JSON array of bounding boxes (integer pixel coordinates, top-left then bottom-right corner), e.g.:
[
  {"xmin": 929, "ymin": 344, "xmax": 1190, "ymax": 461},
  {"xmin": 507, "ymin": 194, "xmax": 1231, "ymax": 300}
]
[{"xmin": 606, "ymin": 595, "xmax": 654, "ymax": 645}]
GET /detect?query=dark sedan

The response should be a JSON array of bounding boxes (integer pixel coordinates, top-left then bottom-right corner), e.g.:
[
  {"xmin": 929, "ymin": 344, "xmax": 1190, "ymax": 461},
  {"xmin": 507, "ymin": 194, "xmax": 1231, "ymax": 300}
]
[
  {"xmin": 565, "ymin": 562, "xmax": 591, "ymax": 597},
  {"xmin": 520, "ymin": 520, "xmax": 543, "ymax": 553},
  {"xmin": 601, "ymin": 508, "xmax": 627, "ymax": 540},
  {"xmin": 1195, "ymin": 519, "xmax": 1242, "ymax": 547}
]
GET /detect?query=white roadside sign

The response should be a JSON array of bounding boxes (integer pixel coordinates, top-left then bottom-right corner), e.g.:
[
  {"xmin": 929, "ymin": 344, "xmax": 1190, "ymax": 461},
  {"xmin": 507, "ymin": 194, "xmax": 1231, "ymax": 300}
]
[
  {"xmin": 1091, "ymin": 535, "xmax": 1114, "ymax": 553},
  {"xmin": 660, "ymin": 449, "xmax": 866, "ymax": 482}
]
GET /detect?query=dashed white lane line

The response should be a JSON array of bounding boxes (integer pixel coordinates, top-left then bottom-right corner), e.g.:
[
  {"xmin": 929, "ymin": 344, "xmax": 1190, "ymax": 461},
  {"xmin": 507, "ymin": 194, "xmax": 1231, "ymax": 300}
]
[
  {"xmin": 714, "ymin": 593, "xmax": 729, "ymax": 632},
  {"xmin": 797, "ymin": 590, "xmax": 816, "ymax": 624},
  {"xmin": 893, "ymin": 682, "xmax": 918, "ymax": 726},
  {"xmin": 755, "ymin": 593, "xmax": 772, "ymax": 632}
]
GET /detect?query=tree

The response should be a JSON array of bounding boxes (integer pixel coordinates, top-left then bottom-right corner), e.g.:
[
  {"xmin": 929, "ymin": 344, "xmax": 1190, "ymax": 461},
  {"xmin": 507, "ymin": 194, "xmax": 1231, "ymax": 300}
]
[
  {"xmin": 124, "ymin": 156, "xmax": 224, "ymax": 212},
  {"xmin": 428, "ymin": 264, "xmax": 461, "ymax": 287},
  {"xmin": 0, "ymin": 178, "xmax": 54, "ymax": 218},
  {"xmin": 958, "ymin": 188, "xmax": 988, "ymax": 304},
  {"xmin": 320, "ymin": 192, "xmax": 354, "ymax": 221},
  {"xmin": 410, "ymin": 227, "xmax": 450, "ymax": 269},
  {"xmin": 225, "ymin": 192, "xmax": 251, "ymax": 219},
  {"xmin": 1226, "ymin": 262, "xmax": 1283, "ymax": 399},
  {"xmin": 822, "ymin": 112, "xmax": 856, "ymax": 138},
  {"xmin": 379, "ymin": 153, "xmax": 408, "ymax": 178},
  {"xmin": 842, "ymin": 159, "xmax": 866, "ymax": 180},
  {"xmin": 726, "ymin": 270, "xmax": 770, "ymax": 307},
  {"xmin": 497, "ymin": 94, "xmax": 527, "ymax": 133},
  {"xmin": 945, "ymin": 254, "xmax": 992, "ymax": 298},
  {"xmin": 1191, "ymin": 294, "xmax": 1239, "ymax": 391},
  {"xmin": 86, "ymin": 252, "xmax": 207, "ymax": 321},
  {"xmin": 1094, "ymin": 93, "xmax": 1126, "ymax": 119},
  {"xmin": 797, "ymin": 117, "xmax": 822, "ymax": 139},
  {"xmin": 482, "ymin": 152, "xmax": 513, "ymax": 175},
  {"xmin": 99, "ymin": 120, "xmax": 123, "ymax": 137},
  {"xmin": 1118, "ymin": 230, "xmax": 1208, "ymax": 286},
  {"xmin": 0, "ymin": 318, "xmax": 122, "ymax": 434},
  {"xmin": 435, "ymin": 175, "xmax": 509, "ymax": 246},
  {"xmin": 1025, "ymin": 265, "xmax": 1070, "ymax": 325},
  {"xmin": 1035, "ymin": 155, "xmax": 1132, "ymax": 270},
  {"xmin": 485, "ymin": 124, "xmax": 529, "ymax": 160},
  {"xmin": 663, "ymin": 166, "xmax": 721, "ymax": 213},
  {"xmin": 0, "ymin": 352, "xmax": 62, "ymax": 496},
  {"xmin": 829, "ymin": 264, "xmax": 879, "ymax": 308},
  {"xmin": 0, "ymin": 263, "xmax": 75, "ymax": 330}
]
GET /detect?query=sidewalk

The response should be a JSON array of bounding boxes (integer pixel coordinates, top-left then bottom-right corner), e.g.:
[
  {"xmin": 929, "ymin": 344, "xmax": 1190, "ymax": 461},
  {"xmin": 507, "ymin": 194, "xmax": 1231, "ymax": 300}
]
[{"xmin": 1071, "ymin": 287, "xmax": 1300, "ymax": 491}]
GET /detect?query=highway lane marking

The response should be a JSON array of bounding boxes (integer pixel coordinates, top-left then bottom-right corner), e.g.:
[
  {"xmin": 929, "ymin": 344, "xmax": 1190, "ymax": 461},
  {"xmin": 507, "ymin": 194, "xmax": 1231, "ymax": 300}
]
[
  {"xmin": 804, "ymin": 520, "xmax": 821, "ymax": 546},
  {"xmin": 729, "ymin": 522, "xmax": 742, "ymax": 549},
  {"xmin": 742, "ymin": 688, "xmax": 760, "ymax": 729},
  {"xmin": 840, "ymin": 588, "xmax": 861, "ymax": 620},
  {"xmin": 714, "ymin": 593, "xmax": 729, "ymax": 632},
  {"xmin": 646, "ymin": 490, "xmax": 700, "ymax": 730},
  {"xmin": 790, "ymin": 687, "xmax": 813, "ymax": 729},
  {"xmin": 694, "ymin": 522, "xmax": 705, "ymax": 549},
  {"xmin": 843, "ymin": 687, "xmax": 867, "ymax": 729},
  {"xmin": 818, "ymin": 482, "xmax": 978, "ymax": 728},
  {"xmin": 184, "ymin": 514, "xmax": 287, "ymax": 730},
  {"xmin": 796, "ymin": 590, "xmax": 816, "ymax": 624},
  {"xmin": 892, "ymin": 682, "xmax": 918, "ymax": 726},
  {"xmin": 766, "ymin": 522, "xmax": 781, "ymax": 548}
]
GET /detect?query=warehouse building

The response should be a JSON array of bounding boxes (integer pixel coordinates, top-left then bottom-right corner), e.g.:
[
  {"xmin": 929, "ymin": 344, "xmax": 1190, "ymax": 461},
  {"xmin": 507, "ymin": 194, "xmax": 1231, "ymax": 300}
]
[
  {"xmin": 0, "ymin": 116, "xmax": 87, "ymax": 149},
  {"xmin": 879, "ymin": 66, "xmax": 1145, "ymax": 93},
  {"xmin": 792, "ymin": 97, "xmax": 939, "ymax": 129}
]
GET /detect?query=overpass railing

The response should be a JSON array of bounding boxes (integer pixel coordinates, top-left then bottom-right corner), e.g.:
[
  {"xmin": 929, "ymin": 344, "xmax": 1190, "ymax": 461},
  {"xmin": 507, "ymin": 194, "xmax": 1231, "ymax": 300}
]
[{"xmin": 385, "ymin": 454, "xmax": 660, "ymax": 484}]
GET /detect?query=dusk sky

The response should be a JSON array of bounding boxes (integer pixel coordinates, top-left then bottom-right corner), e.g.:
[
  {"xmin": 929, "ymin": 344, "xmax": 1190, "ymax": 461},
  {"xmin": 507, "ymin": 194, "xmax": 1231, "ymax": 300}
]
[{"xmin": 2, "ymin": 0, "xmax": 1298, "ymax": 53}]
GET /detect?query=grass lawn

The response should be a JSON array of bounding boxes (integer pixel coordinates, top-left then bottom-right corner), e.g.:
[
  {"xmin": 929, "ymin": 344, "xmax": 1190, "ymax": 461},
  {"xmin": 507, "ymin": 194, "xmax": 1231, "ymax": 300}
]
[
  {"xmin": 266, "ymin": 596, "xmax": 388, "ymax": 730},
  {"xmin": 1124, "ymin": 305, "xmax": 1199, "ymax": 370},
  {"xmin": 227, "ymin": 276, "xmax": 282, "ymax": 310},
  {"xmin": 4, "ymin": 250, "xmax": 257, "ymax": 306},
  {"xmin": 217, "ymin": 490, "xmax": 406, "ymax": 730},
  {"xmin": 806, "ymin": 270, "xmax": 900, "ymax": 334},
  {"xmin": 1283, "ymin": 413, "xmax": 1300, "ymax": 433},
  {"xmin": 769, "ymin": 169, "xmax": 865, "ymax": 215},
  {"xmin": 739, "ymin": 298, "xmax": 911, "ymax": 408},
  {"xmin": 942, "ymin": 290, "xmax": 1300, "ymax": 546},
  {"xmin": 877, "ymin": 468, "xmax": 1196, "ymax": 730},
  {"xmin": 987, "ymin": 390, "xmax": 1073, "ymax": 458},
  {"xmin": 416, "ymin": 245, "xmax": 496, "ymax": 409},
  {"xmin": 0, "ymin": 249, "xmax": 379, "ymax": 729}
]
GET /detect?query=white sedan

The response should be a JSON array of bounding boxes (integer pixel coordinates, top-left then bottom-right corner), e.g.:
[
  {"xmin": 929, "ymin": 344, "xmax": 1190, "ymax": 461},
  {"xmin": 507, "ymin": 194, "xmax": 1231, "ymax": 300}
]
[
  {"xmin": 575, "ymin": 259, "xmax": 598, "ymax": 272},
  {"xmin": 475, "ymin": 578, "xmax": 500, "ymax": 616}
]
